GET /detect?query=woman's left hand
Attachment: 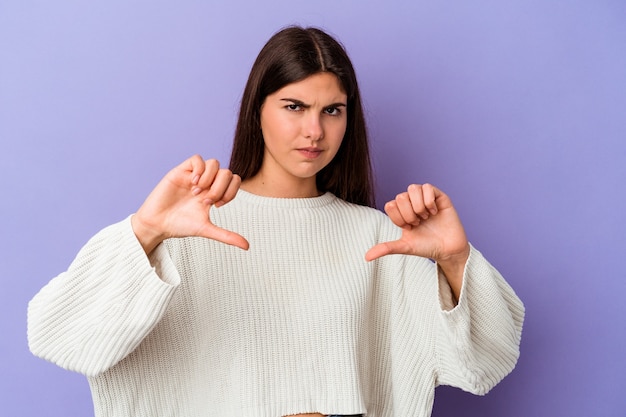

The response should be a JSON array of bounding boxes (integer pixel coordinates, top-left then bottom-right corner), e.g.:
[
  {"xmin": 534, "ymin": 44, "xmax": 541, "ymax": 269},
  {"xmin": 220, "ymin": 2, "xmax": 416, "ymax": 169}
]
[{"xmin": 365, "ymin": 184, "xmax": 470, "ymax": 297}]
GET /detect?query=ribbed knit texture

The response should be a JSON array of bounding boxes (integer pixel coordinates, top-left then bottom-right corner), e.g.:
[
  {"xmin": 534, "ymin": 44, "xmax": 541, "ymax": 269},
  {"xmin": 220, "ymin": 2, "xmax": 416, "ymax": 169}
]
[{"xmin": 28, "ymin": 190, "xmax": 524, "ymax": 417}]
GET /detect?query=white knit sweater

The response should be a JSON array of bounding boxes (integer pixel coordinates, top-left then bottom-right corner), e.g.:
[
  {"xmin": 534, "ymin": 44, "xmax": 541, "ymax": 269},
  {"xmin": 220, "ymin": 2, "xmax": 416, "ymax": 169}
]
[{"xmin": 28, "ymin": 190, "xmax": 524, "ymax": 417}]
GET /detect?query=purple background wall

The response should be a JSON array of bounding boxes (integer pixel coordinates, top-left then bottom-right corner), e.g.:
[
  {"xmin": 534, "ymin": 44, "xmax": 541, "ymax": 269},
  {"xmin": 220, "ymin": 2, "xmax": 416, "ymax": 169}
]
[{"xmin": 1, "ymin": 1, "xmax": 625, "ymax": 416}]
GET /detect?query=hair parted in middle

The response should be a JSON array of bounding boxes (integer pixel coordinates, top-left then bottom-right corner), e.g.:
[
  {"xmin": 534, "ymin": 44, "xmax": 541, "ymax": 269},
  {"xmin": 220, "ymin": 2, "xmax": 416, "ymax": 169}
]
[{"xmin": 229, "ymin": 25, "xmax": 375, "ymax": 207}]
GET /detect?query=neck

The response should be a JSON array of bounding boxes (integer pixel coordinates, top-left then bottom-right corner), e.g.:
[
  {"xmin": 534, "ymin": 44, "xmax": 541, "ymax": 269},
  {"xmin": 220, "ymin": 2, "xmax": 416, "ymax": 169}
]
[{"xmin": 240, "ymin": 174, "xmax": 320, "ymax": 198}]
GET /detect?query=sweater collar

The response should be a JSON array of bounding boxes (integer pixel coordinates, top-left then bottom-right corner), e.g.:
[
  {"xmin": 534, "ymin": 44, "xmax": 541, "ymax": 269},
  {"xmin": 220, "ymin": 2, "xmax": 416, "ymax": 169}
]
[{"xmin": 234, "ymin": 189, "xmax": 337, "ymax": 209}]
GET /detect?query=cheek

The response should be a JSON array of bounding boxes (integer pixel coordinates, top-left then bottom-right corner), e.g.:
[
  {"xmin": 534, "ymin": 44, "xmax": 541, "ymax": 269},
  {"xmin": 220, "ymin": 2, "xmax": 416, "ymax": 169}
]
[
  {"xmin": 261, "ymin": 112, "xmax": 297, "ymax": 143},
  {"xmin": 328, "ymin": 122, "xmax": 347, "ymax": 149}
]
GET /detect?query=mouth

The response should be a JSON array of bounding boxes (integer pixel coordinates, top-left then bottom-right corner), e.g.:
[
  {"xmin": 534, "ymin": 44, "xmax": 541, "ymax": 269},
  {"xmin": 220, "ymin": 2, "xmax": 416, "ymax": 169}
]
[{"xmin": 297, "ymin": 147, "xmax": 323, "ymax": 159}]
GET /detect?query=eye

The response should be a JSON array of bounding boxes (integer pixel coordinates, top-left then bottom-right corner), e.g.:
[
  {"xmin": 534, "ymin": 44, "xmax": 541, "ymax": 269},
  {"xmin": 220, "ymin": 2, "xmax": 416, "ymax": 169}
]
[
  {"xmin": 286, "ymin": 104, "xmax": 302, "ymax": 112},
  {"xmin": 324, "ymin": 106, "xmax": 342, "ymax": 116}
]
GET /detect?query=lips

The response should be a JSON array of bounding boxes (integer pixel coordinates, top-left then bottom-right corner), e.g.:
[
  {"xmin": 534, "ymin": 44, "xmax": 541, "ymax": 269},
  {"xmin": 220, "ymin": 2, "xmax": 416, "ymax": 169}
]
[{"xmin": 297, "ymin": 147, "xmax": 323, "ymax": 159}]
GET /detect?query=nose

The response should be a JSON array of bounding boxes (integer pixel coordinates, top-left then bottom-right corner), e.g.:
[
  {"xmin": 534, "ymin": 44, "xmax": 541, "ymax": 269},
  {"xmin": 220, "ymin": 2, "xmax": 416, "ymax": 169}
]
[{"xmin": 303, "ymin": 113, "xmax": 323, "ymax": 141}]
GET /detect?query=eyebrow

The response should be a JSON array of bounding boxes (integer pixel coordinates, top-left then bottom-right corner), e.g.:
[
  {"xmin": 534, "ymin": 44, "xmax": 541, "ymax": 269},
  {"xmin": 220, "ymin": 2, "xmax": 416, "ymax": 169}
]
[{"xmin": 280, "ymin": 98, "xmax": 347, "ymax": 108}]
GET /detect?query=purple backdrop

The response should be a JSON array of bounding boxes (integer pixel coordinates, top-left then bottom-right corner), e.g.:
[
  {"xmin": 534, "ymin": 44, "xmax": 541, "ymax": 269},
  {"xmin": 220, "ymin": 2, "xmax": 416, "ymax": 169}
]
[{"xmin": 2, "ymin": 1, "xmax": 625, "ymax": 416}]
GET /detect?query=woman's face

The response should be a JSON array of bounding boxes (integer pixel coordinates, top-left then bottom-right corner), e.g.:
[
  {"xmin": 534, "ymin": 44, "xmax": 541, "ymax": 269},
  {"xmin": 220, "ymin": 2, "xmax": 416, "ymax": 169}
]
[{"xmin": 257, "ymin": 72, "xmax": 347, "ymax": 195}]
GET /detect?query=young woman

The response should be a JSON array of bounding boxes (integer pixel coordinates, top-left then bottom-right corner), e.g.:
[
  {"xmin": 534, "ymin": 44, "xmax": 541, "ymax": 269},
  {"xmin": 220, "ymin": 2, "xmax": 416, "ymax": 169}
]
[{"xmin": 28, "ymin": 26, "xmax": 524, "ymax": 417}]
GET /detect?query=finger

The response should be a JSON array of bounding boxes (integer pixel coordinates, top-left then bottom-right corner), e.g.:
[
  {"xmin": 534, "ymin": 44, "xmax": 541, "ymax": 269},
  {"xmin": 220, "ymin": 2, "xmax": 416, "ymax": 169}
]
[
  {"xmin": 196, "ymin": 159, "xmax": 220, "ymax": 189},
  {"xmin": 396, "ymin": 192, "xmax": 422, "ymax": 225},
  {"xmin": 214, "ymin": 174, "xmax": 241, "ymax": 208},
  {"xmin": 417, "ymin": 183, "xmax": 438, "ymax": 215},
  {"xmin": 205, "ymin": 168, "xmax": 235, "ymax": 204},
  {"xmin": 204, "ymin": 224, "xmax": 250, "ymax": 251},
  {"xmin": 186, "ymin": 155, "xmax": 207, "ymax": 185},
  {"xmin": 405, "ymin": 184, "xmax": 430, "ymax": 220},
  {"xmin": 365, "ymin": 240, "xmax": 408, "ymax": 262},
  {"xmin": 384, "ymin": 200, "xmax": 415, "ymax": 229}
]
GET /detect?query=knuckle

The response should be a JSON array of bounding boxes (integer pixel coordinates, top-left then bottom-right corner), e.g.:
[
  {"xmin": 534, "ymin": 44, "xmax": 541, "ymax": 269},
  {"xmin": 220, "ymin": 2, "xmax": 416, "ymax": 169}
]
[
  {"xmin": 218, "ymin": 168, "xmax": 233, "ymax": 178},
  {"xmin": 206, "ymin": 190, "xmax": 222, "ymax": 202},
  {"xmin": 205, "ymin": 159, "xmax": 219, "ymax": 170},
  {"xmin": 231, "ymin": 174, "xmax": 242, "ymax": 186}
]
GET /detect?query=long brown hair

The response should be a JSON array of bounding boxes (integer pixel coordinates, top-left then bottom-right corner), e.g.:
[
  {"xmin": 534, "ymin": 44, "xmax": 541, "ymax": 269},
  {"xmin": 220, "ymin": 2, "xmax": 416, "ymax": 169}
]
[{"xmin": 229, "ymin": 26, "xmax": 375, "ymax": 207}]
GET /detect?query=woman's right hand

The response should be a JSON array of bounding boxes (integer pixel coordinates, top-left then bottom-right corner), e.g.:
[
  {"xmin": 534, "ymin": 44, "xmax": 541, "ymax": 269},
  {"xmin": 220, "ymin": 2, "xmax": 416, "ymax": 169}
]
[{"xmin": 131, "ymin": 155, "xmax": 249, "ymax": 255}]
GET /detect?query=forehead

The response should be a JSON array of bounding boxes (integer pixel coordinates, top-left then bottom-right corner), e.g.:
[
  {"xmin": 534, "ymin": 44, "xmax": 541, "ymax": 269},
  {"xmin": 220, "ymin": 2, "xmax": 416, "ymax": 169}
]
[{"xmin": 271, "ymin": 72, "xmax": 347, "ymax": 102}]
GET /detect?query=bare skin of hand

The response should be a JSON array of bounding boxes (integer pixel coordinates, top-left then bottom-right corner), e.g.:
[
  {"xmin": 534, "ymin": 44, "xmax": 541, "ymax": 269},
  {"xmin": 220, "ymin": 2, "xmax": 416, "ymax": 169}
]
[
  {"xmin": 131, "ymin": 155, "xmax": 249, "ymax": 255},
  {"xmin": 365, "ymin": 184, "xmax": 470, "ymax": 300}
]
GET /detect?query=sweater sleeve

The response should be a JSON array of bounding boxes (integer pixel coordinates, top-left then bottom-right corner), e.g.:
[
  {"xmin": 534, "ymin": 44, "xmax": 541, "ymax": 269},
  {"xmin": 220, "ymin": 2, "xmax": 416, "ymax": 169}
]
[
  {"xmin": 27, "ymin": 216, "xmax": 181, "ymax": 377},
  {"xmin": 434, "ymin": 244, "xmax": 525, "ymax": 395}
]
